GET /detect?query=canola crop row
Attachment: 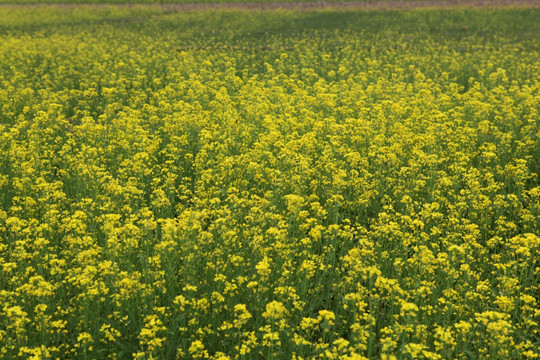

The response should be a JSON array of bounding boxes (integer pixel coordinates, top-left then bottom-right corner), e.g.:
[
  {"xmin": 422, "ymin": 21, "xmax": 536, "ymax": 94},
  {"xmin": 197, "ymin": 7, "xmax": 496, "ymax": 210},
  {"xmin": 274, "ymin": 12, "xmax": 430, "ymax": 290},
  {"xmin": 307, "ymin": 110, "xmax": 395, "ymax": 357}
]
[{"xmin": 0, "ymin": 7, "xmax": 539, "ymax": 360}]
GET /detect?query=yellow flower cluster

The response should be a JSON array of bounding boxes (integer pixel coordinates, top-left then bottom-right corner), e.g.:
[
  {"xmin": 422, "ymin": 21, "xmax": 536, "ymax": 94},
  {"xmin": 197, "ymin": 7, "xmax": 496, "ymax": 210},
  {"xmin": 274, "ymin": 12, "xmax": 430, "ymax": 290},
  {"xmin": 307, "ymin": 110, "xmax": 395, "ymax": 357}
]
[{"xmin": 0, "ymin": 6, "xmax": 539, "ymax": 360}]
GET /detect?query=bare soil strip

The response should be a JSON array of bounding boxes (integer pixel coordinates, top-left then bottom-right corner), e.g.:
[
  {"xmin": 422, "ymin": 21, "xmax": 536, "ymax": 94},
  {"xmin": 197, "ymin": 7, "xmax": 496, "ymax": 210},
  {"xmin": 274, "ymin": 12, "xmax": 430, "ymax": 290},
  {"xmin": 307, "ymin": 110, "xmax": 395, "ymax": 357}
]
[{"xmin": 1, "ymin": 0, "xmax": 539, "ymax": 11}]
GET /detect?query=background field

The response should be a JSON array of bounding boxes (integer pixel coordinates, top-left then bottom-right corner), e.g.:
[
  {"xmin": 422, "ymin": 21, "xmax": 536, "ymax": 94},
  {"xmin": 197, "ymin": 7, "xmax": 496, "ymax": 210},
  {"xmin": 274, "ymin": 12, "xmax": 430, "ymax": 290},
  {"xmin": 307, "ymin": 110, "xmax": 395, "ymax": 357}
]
[
  {"xmin": 0, "ymin": 0, "xmax": 535, "ymax": 5},
  {"xmin": 1, "ymin": 5, "xmax": 539, "ymax": 360},
  {"xmin": 0, "ymin": 0, "xmax": 436, "ymax": 4}
]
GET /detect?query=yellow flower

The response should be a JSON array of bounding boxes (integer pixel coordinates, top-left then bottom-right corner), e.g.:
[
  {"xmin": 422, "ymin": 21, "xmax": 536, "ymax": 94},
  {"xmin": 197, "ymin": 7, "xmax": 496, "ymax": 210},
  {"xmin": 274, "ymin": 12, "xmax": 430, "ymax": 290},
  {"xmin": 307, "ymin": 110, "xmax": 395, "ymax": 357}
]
[
  {"xmin": 189, "ymin": 340, "xmax": 208, "ymax": 359},
  {"xmin": 233, "ymin": 304, "xmax": 252, "ymax": 328},
  {"xmin": 400, "ymin": 302, "xmax": 419, "ymax": 318},
  {"xmin": 255, "ymin": 257, "xmax": 271, "ymax": 278},
  {"xmin": 263, "ymin": 301, "xmax": 287, "ymax": 321}
]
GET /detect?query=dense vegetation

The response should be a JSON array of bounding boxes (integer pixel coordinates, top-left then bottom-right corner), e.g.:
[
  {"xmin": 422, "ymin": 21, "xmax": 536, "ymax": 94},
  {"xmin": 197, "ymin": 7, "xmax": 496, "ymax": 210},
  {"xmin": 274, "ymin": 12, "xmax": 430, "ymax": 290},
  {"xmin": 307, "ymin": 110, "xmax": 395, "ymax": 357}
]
[
  {"xmin": 0, "ymin": 0, "xmax": 498, "ymax": 4},
  {"xmin": 0, "ymin": 6, "xmax": 539, "ymax": 360}
]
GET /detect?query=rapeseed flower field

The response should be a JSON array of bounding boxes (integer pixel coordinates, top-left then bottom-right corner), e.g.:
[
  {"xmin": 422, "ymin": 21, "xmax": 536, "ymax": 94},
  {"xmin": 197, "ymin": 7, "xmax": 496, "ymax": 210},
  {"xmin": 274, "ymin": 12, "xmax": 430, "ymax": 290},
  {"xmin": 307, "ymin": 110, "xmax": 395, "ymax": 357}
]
[{"xmin": 0, "ymin": 6, "xmax": 539, "ymax": 360}]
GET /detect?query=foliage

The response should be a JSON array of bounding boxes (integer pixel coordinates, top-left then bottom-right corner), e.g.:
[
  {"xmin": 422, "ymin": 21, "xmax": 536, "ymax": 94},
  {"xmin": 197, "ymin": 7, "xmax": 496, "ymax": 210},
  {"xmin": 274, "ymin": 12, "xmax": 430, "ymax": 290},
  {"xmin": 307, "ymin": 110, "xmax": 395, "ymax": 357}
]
[{"xmin": 0, "ymin": 7, "xmax": 539, "ymax": 360}]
